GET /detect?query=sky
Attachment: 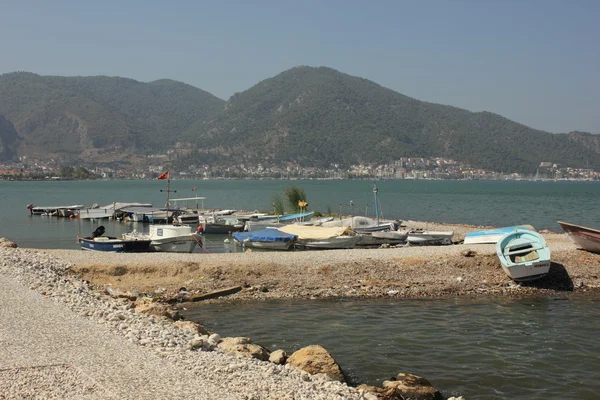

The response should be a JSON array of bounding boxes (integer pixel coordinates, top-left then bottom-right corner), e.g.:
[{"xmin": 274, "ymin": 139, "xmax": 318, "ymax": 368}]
[{"xmin": 0, "ymin": 0, "xmax": 598, "ymax": 134}]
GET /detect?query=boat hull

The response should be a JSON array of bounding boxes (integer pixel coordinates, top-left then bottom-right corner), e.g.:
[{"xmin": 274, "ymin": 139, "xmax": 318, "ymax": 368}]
[
  {"xmin": 78, "ymin": 237, "xmax": 151, "ymax": 252},
  {"xmin": 151, "ymin": 235, "xmax": 200, "ymax": 253},
  {"xmin": 407, "ymin": 231, "xmax": 453, "ymax": 245},
  {"xmin": 123, "ymin": 225, "xmax": 202, "ymax": 253},
  {"xmin": 464, "ymin": 225, "xmax": 534, "ymax": 244},
  {"xmin": 558, "ymin": 221, "xmax": 600, "ymax": 254},
  {"xmin": 296, "ymin": 235, "xmax": 361, "ymax": 250}
]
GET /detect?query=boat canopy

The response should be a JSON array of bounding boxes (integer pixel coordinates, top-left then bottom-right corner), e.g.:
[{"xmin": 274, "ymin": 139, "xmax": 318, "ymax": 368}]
[
  {"xmin": 232, "ymin": 228, "xmax": 297, "ymax": 243},
  {"xmin": 278, "ymin": 225, "xmax": 351, "ymax": 240}
]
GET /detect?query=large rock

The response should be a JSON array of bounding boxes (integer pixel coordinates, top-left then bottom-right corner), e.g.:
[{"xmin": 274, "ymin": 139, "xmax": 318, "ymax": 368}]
[
  {"xmin": 134, "ymin": 302, "xmax": 181, "ymax": 320},
  {"xmin": 361, "ymin": 373, "xmax": 442, "ymax": 400},
  {"xmin": 217, "ymin": 337, "xmax": 270, "ymax": 361},
  {"xmin": 286, "ymin": 345, "xmax": 345, "ymax": 383},
  {"xmin": 0, "ymin": 238, "xmax": 17, "ymax": 248}
]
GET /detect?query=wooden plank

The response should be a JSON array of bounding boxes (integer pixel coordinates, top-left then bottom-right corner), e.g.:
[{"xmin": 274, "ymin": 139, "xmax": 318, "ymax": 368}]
[{"xmin": 168, "ymin": 286, "xmax": 242, "ymax": 304}]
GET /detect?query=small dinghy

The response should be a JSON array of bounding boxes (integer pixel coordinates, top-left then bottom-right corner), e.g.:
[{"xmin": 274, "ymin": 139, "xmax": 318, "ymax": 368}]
[{"xmin": 496, "ymin": 229, "xmax": 551, "ymax": 281}]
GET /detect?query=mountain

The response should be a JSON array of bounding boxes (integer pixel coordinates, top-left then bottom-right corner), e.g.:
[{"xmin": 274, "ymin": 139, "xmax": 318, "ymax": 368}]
[
  {"xmin": 0, "ymin": 72, "xmax": 225, "ymax": 164},
  {"xmin": 0, "ymin": 114, "xmax": 20, "ymax": 161},
  {"xmin": 1, "ymin": 68, "xmax": 598, "ymax": 173},
  {"xmin": 187, "ymin": 66, "xmax": 600, "ymax": 173}
]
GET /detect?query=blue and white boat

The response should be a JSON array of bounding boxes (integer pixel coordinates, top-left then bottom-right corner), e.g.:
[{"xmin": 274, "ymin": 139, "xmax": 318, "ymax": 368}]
[
  {"xmin": 496, "ymin": 229, "xmax": 551, "ymax": 281},
  {"xmin": 78, "ymin": 226, "xmax": 151, "ymax": 252},
  {"xmin": 232, "ymin": 228, "xmax": 297, "ymax": 250},
  {"xmin": 464, "ymin": 225, "xmax": 534, "ymax": 244}
]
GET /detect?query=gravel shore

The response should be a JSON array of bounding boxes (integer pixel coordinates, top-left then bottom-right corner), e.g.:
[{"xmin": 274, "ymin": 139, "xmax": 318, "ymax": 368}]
[
  {"xmin": 2, "ymin": 221, "xmax": 599, "ymax": 399},
  {"xmin": 40, "ymin": 222, "xmax": 600, "ymax": 302}
]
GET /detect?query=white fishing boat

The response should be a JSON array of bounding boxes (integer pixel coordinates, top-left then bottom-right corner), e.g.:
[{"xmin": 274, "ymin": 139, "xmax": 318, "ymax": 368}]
[
  {"xmin": 321, "ymin": 216, "xmax": 398, "ymax": 232},
  {"xmin": 123, "ymin": 224, "xmax": 202, "ymax": 253},
  {"xmin": 356, "ymin": 229, "xmax": 409, "ymax": 247},
  {"xmin": 406, "ymin": 230, "xmax": 454, "ymax": 245},
  {"xmin": 79, "ymin": 202, "xmax": 152, "ymax": 220}
]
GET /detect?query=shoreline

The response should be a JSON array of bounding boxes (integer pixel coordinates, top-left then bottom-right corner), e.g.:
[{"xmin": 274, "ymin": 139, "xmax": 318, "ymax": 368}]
[{"xmin": 39, "ymin": 221, "xmax": 600, "ymax": 302}]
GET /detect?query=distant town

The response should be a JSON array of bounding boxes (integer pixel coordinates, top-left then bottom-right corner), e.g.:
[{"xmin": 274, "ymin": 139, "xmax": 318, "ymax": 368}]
[{"xmin": 1, "ymin": 156, "xmax": 598, "ymax": 181}]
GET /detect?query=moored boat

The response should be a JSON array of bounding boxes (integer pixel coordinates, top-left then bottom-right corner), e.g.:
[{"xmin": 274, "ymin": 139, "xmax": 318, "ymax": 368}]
[
  {"xmin": 464, "ymin": 225, "xmax": 535, "ymax": 244},
  {"xmin": 232, "ymin": 228, "xmax": 297, "ymax": 250},
  {"xmin": 558, "ymin": 221, "xmax": 600, "ymax": 254},
  {"xmin": 496, "ymin": 229, "xmax": 551, "ymax": 281},
  {"xmin": 122, "ymin": 224, "xmax": 202, "ymax": 253},
  {"xmin": 78, "ymin": 226, "xmax": 151, "ymax": 252},
  {"xmin": 406, "ymin": 230, "xmax": 454, "ymax": 245},
  {"xmin": 278, "ymin": 224, "xmax": 359, "ymax": 250}
]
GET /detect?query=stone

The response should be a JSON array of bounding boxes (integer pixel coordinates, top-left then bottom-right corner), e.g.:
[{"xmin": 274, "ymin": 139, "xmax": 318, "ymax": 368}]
[
  {"xmin": 269, "ymin": 349, "xmax": 287, "ymax": 365},
  {"xmin": 0, "ymin": 238, "xmax": 17, "ymax": 248},
  {"xmin": 173, "ymin": 321, "xmax": 210, "ymax": 336},
  {"xmin": 134, "ymin": 302, "xmax": 180, "ymax": 320},
  {"xmin": 217, "ymin": 337, "xmax": 270, "ymax": 361},
  {"xmin": 286, "ymin": 345, "xmax": 345, "ymax": 383},
  {"xmin": 380, "ymin": 373, "xmax": 443, "ymax": 400},
  {"xmin": 461, "ymin": 249, "xmax": 477, "ymax": 257}
]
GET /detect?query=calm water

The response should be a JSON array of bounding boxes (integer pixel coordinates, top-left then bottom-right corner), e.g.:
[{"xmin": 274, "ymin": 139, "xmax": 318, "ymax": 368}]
[
  {"xmin": 2, "ymin": 179, "xmax": 600, "ymax": 249},
  {"xmin": 182, "ymin": 295, "xmax": 600, "ymax": 399},
  {"xmin": 2, "ymin": 179, "xmax": 600, "ymax": 398}
]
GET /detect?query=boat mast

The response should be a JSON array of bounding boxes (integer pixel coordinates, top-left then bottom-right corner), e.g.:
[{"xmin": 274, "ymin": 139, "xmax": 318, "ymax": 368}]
[{"xmin": 373, "ymin": 182, "xmax": 380, "ymax": 224}]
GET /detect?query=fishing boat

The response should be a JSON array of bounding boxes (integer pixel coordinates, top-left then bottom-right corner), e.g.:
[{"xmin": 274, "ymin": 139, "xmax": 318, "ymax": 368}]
[
  {"xmin": 27, "ymin": 204, "xmax": 84, "ymax": 216},
  {"xmin": 78, "ymin": 226, "xmax": 151, "ymax": 252},
  {"xmin": 356, "ymin": 229, "xmax": 409, "ymax": 247},
  {"xmin": 558, "ymin": 221, "xmax": 600, "ymax": 254},
  {"xmin": 278, "ymin": 225, "xmax": 360, "ymax": 250},
  {"xmin": 406, "ymin": 230, "xmax": 454, "ymax": 245},
  {"xmin": 244, "ymin": 211, "xmax": 315, "ymax": 231},
  {"xmin": 496, "ymin": 229, "xmax": 551, "ymax": 281},
  {"xmin": 323, "ymin": 182, "xmax": 399, "ymax": 232},
  {"xmin": 200, "ymin": 215, "xmax": 245, "ymax": 234},
  {"xmin": 232, "ymin": 228, "xmax": 297, "ymax": 250},
  {"xmin": 464, "ymin": 225, "xmax": 535, "ymax": 244},
  {"xmin": 122, "ymin": 224, "xmax": 202, "ymax": 253},
  {"xmin": 79, "ymin": 202, "xmax": 153, "ymax": 220}
]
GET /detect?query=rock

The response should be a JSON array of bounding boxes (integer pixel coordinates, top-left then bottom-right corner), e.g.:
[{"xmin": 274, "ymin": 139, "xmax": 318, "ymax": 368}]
[
  {"xmin": 217, "ymin": 337, "xmax": 270, "ymax": 361},
  {"xmin": 207, "ymin": 333, "xmax": 221, "ymax": 345},
  {"xmin": 134, "ymin": 302, "xmax": 181, "ymax": 320},
  {"xmin": 461, "ymin": 249, "xmax": 477, "ymax": 257},
  {"xmin": 173, "ymin": 320, "xmax": 210, "ymax": 335},
  {"xmin": 269, "ymin": 349, "xmax": 287, "ymax": 364},
  {"xmin": 356, "ymin": 384, "xmax": 384, "ymax": 399},
  {"xmin": 380, "ymin": 373, "xmax": 443, "ymax": 400},
  {"xmin": 0, "ymin": 238, "xmax": 17, "ymax": 248},
  {"xmin": 286, "ymin": 345, "xmax": 345, "ymax": 383}
]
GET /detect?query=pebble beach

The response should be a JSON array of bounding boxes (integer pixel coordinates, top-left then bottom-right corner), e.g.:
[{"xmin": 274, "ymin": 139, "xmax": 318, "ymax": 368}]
[{"xmin": 2, "ymin": 220, "xmax": 599, "ymax": 399}]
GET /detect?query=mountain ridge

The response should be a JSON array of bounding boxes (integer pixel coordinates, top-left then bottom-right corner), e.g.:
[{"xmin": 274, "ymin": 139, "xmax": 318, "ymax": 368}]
[{"xmin": 1, "ymin": 67, "xmax": 598, "ymax": 173}]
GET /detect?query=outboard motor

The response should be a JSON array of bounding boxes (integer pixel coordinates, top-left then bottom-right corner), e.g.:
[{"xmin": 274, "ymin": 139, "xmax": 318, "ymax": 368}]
[{"xmin": 92, "ymin": 226, "xmax": 106, "ymax": 238}]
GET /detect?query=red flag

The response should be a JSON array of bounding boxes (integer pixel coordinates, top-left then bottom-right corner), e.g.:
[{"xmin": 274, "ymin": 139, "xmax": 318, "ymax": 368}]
[{"xmin": 157, "ymin": 171, "xmax": 169, "ymax": 180}]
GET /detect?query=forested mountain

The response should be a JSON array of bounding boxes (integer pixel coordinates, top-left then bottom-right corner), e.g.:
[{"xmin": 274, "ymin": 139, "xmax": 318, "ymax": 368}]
[
  {"xmin": 1, "ymin": 68, "xmax": 598, "ymax": 173},
  {"xmin": 0, "ymin": 72, "xmax": 225, "ymax": 163},
  {"xmin": 0, "ymin": 114, "xmax": 20, "ymax": 161},
  {"xmin": 186, "ymin": 66, "xmax": 600, "ymax": 173}
]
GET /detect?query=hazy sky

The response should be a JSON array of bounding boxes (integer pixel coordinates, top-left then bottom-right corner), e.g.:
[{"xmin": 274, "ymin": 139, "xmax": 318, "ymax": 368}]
[{"xmin": 1, "ymin": 0, "xmax": 598, "ymax": 133}]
